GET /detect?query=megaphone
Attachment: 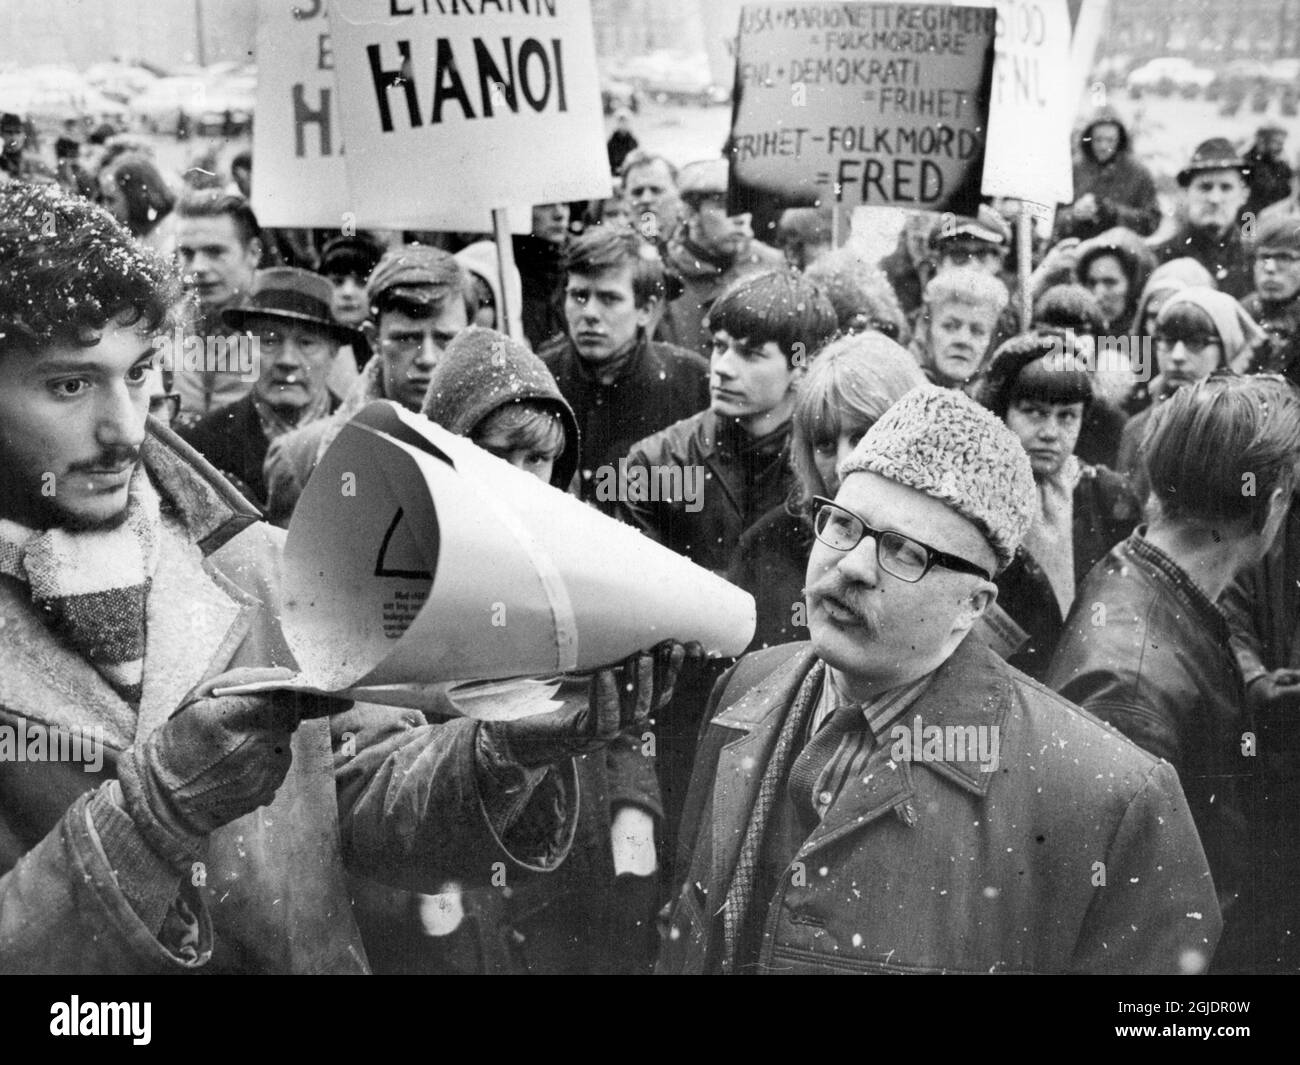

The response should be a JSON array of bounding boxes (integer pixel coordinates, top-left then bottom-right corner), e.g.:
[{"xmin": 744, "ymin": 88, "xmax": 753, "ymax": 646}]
[{"xmin": 267, "ymin": 400, "xmax": 754, "ymax": 712}]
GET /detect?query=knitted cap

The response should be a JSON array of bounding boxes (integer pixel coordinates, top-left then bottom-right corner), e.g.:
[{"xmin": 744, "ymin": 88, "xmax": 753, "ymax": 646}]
[
  {"xmin": 837, "ymin": 385, "xmax": 1037, "ymax": 572},
  {"xmin": 419, "ymin": 326, "xmax": 580, "ymax": 490}
]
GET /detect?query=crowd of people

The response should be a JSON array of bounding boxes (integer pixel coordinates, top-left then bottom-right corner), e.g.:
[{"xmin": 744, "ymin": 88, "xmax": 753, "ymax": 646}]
[{"xmin": 2, "ymin": 96, "xmax": 1300, "ymax": 976}]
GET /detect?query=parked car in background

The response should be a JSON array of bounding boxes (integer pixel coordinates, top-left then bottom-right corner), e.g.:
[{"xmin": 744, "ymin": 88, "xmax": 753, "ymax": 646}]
[{"xmin": 1127, "ymin": 56, "xmax": 1215, "ymax": 98}]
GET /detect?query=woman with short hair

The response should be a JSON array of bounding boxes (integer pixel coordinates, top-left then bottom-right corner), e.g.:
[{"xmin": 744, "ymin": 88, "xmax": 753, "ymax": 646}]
[{"xmin": 980, "ymin": 332, "xmax": 1141, "ymax": 680}]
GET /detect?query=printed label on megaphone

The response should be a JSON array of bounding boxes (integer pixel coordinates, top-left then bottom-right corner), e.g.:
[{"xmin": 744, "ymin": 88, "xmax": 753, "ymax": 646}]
[{"xmin": 274, "ymin": 401, "xmax": 756, "ymax": 714}]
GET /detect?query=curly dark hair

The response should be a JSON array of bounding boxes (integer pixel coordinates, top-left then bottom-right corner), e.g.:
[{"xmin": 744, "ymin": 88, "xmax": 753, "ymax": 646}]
[{"xmin": 0, "ymin": 182, "xmax": 180, "ymax": 357}]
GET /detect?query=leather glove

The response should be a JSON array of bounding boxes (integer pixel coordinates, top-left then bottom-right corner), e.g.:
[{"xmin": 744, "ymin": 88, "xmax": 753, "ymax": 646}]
[
  {"xmin": 485, "ymin": 641, "xmax": 695, "ymax": 769},
  {"xmin": 117, "ymin": 667, "xmax": 304, "ymax": 868}
]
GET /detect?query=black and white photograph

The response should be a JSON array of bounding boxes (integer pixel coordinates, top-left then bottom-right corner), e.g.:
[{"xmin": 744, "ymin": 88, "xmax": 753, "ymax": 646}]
[{"xmin": 0, "ymin": 0, "xmax": 1297, "ymax": 1026}]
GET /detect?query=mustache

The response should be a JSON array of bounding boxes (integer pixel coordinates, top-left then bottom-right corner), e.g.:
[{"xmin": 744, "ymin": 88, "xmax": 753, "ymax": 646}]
[
  {"xmin": 67, "ymin": 448, "xmax": 140, "ymax": 474},
  {"xmin": 804, "ymin": 577, "xmax": 876, "ymax": 632}
]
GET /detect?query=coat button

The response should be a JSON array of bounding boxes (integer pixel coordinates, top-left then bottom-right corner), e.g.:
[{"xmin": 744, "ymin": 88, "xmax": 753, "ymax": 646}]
[{"xmin": 818, "ymin": 790, "xmax": 833, "ymax": 806}]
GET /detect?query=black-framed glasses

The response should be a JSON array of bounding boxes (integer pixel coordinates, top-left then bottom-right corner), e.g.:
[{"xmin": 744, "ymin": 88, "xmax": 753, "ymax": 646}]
[
  {"xmin": 1154, "ymin": 331, "xmax": 1221, "ymax": 353},
  {"xmin": 812, "ymin": 496, "xmax": 992, "ymax": 583}
]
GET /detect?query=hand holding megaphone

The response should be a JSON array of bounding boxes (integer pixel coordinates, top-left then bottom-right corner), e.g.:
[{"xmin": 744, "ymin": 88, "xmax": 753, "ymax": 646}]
[{"xmin": 485, "ymin": 640, "xmax": 701, "ymax": 768}]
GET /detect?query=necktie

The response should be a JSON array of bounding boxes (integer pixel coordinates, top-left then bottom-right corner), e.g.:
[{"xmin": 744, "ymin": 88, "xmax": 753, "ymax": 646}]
[{"xmin": 786, "ymin": 700, "xmax": 867, "ymax": 823}]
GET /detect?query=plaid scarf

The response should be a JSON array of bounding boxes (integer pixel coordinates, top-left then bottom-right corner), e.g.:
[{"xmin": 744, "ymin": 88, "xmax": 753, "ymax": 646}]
[{"xmin": 0, "ymin": 468, "xmax": 161, "ymax": 707}]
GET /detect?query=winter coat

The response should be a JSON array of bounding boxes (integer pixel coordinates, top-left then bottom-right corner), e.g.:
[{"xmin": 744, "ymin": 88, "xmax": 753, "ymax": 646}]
[
  {"xmin": 1151, "ymin": 223, "xmax": 1254, "ymax": 300},
  {"xmin": 539, "ymin": 331, "xmax": 709, "ymax": 511},
  {"xmin": 658, "ymin": 635, "xmax": 1221, "ymax": 974},
  {"xmin": 1055, "ymin": 110, "xmax": 1162, "ymax": 242},
  {"xmin": 618, "ymin": 409, "xmax": 795, "ymax": 574},
  {"xmin": 1243, "ymin": 146, "xmax": 1294, "ymax": 221},
  {"xmin": 1047, "ymin": 530, "xmax": 1250, "ymax": 968},
  {"xmin": 724, "ymin": 506, "xmax": 813, "ymax": 654},
  {"xmin": 663, "ymin": 234, "xmax": 786, "ymax": 355},
  {"xmin": 180, "ymin": 391, "xmax": 341, "ymax": 511},
  {"xmin": 1238, "ymin": 291, "xmax": 1300, "ymax": 388},
  {"xmin": 995, "ymin": 464, "xmax": 1140, "ymax": 681},
  {"xmin": 0, "ymin": 422, "xmax": 577, "ymax": 973},
  {"xmin": 1222, "ymin": 501, "xmax": 1300, "ymax": 691},
  {"xmin": 1219, "ymin": 501, "xmax": 1300, "ymax": 971},
  {"xmin": 513, "ymin": 235, "xmax": 569, "ymax": 352}
]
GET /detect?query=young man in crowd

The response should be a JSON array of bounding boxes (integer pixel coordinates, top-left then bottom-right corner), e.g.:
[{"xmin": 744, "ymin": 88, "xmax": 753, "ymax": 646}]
[
  {"xmin": 262, "ymin": 245, "xmax": 472, "ymax": 526},
  {"xmin": 172, "ymin": 190, "xmax": 267, "ymax": 423},
  {"xmin": 1152, "ymin": 138, "xmax": 1254, "ymax": 298},
  {"xmin": 1236, "ymin": 214, "xmax": 1300, "ymax": 387},
  {"xmin": 909, "ymin": 267, "xmax": 1009, "ymax": 393},
  {"xmin": 178, "ymin": 268, "xmax": 354, "ymax": 509},
  {"xmin": 658, "ymin": 386, "xmax": 1220, "ymax": 974},
  {"xmin": 618, "ymin": 269, "xmax": 837, "ymax": 573},
  {"xmin": 1054, "ymin": 109, "xmax": 1161, "ymax": 242},
  {"xmin": 619, "ymin": 270, "xmax": 837, "ymax": 869},
  {"xmin": 538, "ymin": 226, "xmax": 708, "ymax": 507},
  {"xmin": 0, "ymin": 182, "xmax": 680, "ymax": 973},
  {"xmin": 664, "ymin": 159, "xmax": 786, "ymax": 355},
  {"xmin": 1049, "ymin": 374, "xmax": 1300, "ymax": 973}
]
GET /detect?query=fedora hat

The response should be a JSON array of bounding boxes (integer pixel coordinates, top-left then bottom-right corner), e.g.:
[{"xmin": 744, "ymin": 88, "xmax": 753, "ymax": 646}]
[
  {"xmin": 1177, "ymin": 137, "xmax": 1251, "ymax": 187},
  {"xmin": 223, "ymin": 267, "xmax": 360, "ymax": 344}
]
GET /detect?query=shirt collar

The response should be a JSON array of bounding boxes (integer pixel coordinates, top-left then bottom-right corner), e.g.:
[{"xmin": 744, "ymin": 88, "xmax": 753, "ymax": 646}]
[
  {"xmin": 814, "ymin": 667, "xmax": 936, "ymax": 740},
  {"xmin": 1126, "ymin": 527, "xmax": 1231, "ymax": 642}
]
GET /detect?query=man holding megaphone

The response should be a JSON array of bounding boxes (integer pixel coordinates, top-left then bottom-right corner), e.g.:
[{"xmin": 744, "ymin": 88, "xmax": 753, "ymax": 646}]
[{"xmin": 0, "ymin": 183, "xmax": 688, "ymax": 975}]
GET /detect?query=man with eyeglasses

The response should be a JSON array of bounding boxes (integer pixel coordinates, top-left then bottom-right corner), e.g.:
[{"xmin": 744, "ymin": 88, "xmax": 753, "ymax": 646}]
[
  {"xmin": 262, "ymin": 246, "xmax": 472, "ymax": 526},
  {"xmin": 179, "ymin": 268, "xmax": 356, "ymax": 509},
  {"xmin": 1237, "ymin": 214, "xmax": 1300, "ymax": 387},
  {"xmin": 659, "ymin": 385, "xmax": 1220, "ymax": 974}
]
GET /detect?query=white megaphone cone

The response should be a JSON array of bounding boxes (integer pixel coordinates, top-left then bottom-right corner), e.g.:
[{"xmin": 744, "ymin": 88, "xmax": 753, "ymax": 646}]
[{"xmin": 279, "ymin": 401, "xmax": 756, "ymax": 698}]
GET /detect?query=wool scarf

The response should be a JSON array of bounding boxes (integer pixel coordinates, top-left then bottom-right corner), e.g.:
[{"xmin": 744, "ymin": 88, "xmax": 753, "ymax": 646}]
[
  {"xmin": 1022, "ymin": 455, "xmax": 1080, "ymax": 619},
  {"xmin": 0, "ymin": 467, "xmax": 161, "ymax": 707}
]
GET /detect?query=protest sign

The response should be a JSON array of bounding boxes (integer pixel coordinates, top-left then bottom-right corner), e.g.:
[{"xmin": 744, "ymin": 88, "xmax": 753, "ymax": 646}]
[
  {"xmin": 981, "ymin": 0, "xmax": 1074, "ymax": 205},
  {"xmin": 251, "ymin": 0, "xmax": 352, "ymax": 227},
  {"xmin": 327, "ymin": 0, "xmax": 611, "ymax": 232},
  {"xmin": 728, "ymin": 2, "xmax": 996, "ymax": 217},
  {"xmin": 217, "ymin": 402, "xmax": 756, "ymax": 717}
]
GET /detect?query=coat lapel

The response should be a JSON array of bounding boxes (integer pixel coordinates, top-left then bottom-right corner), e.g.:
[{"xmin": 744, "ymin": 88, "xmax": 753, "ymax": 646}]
[
  {"xmin": 708, "ymin": 649, "xmax": 818, "ymax": 901},
  {"xmin": 796, "ymin": 635, "xmax": 1014, "ymax": 863},
  {"xmin": 134, "ymin": 519, "xmax": 261, "ymax": 740}
]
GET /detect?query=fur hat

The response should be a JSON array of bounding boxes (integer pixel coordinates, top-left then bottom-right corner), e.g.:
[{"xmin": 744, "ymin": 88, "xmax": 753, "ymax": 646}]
[{"xmin": 838, "ymin": 385, "xmax": 1038, "ymax": 572}]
